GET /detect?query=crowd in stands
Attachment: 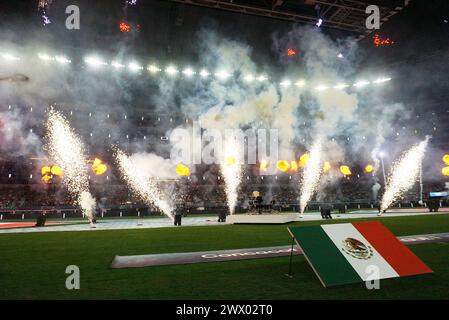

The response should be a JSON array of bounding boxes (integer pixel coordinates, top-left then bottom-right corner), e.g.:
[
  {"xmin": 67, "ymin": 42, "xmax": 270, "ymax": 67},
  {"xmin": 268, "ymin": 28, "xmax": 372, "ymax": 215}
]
[{"xmin": 0, "ymin": 179, "xmax": 446, "ymax": 211}]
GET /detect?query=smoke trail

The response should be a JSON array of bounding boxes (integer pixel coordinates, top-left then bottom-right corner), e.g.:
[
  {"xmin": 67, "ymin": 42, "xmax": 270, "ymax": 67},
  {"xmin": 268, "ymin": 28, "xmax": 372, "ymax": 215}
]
[
  {"xmin": 220, "ymin": 138, "xmax": 243, "ymax": 214},
  {"xmin": 299, "ymin": 139, "xmax": 323, "ymax": 215},
  {"xmin": 45, "ymin": 108, "xmax": 95, "ymax": 222},
  {"xmin": 114, "ymin": 148, "xmax": 174, "ymax": 220},
  {"xmin": 380, "ymin": 137, "xmax": 430, "ymax": 212}
]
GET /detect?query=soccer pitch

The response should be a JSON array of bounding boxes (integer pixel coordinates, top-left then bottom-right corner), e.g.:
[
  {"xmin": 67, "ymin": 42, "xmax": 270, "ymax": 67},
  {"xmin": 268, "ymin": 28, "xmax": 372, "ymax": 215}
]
[{"xmin": 0, "ymin": 214, "xmax": 448, "ymax": 299}]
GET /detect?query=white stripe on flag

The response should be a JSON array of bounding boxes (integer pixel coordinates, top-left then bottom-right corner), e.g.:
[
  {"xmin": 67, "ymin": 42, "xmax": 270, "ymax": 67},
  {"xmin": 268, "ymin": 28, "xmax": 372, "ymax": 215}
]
[{"xmin": 321, "ymin": 223, "xmax": 399, "ymax": 281}]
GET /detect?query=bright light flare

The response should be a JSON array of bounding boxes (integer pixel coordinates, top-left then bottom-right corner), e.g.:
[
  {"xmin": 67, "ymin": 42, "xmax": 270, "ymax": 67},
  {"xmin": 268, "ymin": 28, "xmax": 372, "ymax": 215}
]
[
  {"xmin": 165, "ymin": 65, "xmax": 179, "ymax": 76},
  {"xmin": 315, "ymin": 84, "xmax": 328, "ymax": 91},
  {"xmin": 128, "ymin": 62, "xmax": 143, "ymax": 72},
  {"xmin": 182, "ymin": 67, "xmax": 195, "ymax": 77},
  {"xmin": 38, "ymin": 53, "xmax": 53, "ymax": 61},
  {"xmin": 215, "ymin": 70, "xmax": 231, "ymax": 80},
  {"xmin": 333, "ymin": 83, "xmax": 349, "ymax": 89},
  {"xmin": 280, "ymin": 80, "xmax": 291, "ymax": 87},
  {"xmin": 199, "ymin": 69, "xmax": 210, "ymax": 78},
  {"xmin": 295, "ymin": 80, "xmax": 305, "ymax": 87},
  {"xmin": 147, "ymin": 64, "xmax": 161, "ymax": 73},
  {"xmin": 353, "ymin": 80, "xmax": 370, "ymax": 87},
  {"xmin": 84, "ymin": 56, "xmax": 107, "ymax": 67},
  {"xmin": 55, "ymin": 55, "xmax": 71, "ymax": 64},
  {"xmin": 111, "ymin": 61, "xmax": 125, "ymax": 69},
  {"xmin": 1, "ymin": 53, "xmax": 20, "ymax": 61},
  {"xmin": 373, "ymin": 77, "xmax": 391, "ymax": 84}
]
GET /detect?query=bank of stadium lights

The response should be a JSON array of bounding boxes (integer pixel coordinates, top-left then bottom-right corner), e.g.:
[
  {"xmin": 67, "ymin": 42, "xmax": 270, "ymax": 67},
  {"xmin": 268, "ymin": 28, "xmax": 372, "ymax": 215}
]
[
  {"xmin": 165, "ymin": 65, "xmax": 179, "ymax": 76},
  {"xmin": 38, "ymin": 53, "xmax": 71, "ymax": 64},
  {"xmin": 1, "ymin": 52, "xmax": 20, "ymax": 61},
  {"xmin": 353, "ymin": 80, "xmax": 370, "ymax": 88},
  {"xmin": 295, "ymin": 79, "xmax": 305, "ymax": 87},
  {"xmin": 27, "ymin": 50, "xmax": 393, "ymax": 88},
  {"xmin": 147, "ymin": 64, "xmax": 161, "ymax": 73},
  {"xmin": 128, "ymin": 61, "xmax": 143, "ymax": 72},
  {"xmin": 84, "ymin": 56, "xmax": 107, "ymax": 67},
  {"xmin": 182, "ymin": 67, "xmax": 195, "ymax": 77},
  {"xmin": 111, "ymin": 61, "xmax": 125, "ymax": 69},
  {"xmin": 199, "ymin": 69, "xmax": 210, "ymax": 78},
  {"xmin": 333, "ymin": 83, "xmax": 350, "ymax": 89},
  {"xmin": 315, "ymin": 84, "xmax": 329, "ymax": 91},
  {"xmin": 373, "ymin": 77, "xmax": 391, "ymax": 84}
]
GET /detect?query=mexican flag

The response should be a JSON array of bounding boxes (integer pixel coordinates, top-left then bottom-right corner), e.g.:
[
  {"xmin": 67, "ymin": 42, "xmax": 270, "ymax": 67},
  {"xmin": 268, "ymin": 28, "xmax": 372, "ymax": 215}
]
[{"xmin": 288, "ymin": 221, "xmax": 432, "ymax": 287}]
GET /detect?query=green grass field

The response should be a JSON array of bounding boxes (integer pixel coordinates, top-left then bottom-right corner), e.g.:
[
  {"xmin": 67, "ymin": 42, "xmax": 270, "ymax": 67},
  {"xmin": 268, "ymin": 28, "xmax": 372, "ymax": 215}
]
[{"xmin": 0, "ymin": 214, "xmax": 448, "ymax": 300}]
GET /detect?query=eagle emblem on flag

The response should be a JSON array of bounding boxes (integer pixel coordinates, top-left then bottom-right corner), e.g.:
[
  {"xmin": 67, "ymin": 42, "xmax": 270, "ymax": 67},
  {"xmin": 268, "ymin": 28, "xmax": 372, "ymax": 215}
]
[{"xmin": 342, "ymin": 238, "xmax": 373, "ymax": 260}]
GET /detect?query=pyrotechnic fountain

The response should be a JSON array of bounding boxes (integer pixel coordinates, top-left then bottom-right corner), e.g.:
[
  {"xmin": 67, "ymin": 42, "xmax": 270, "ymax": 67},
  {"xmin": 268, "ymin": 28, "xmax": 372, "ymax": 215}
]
[
  {"xmin": 299, "ymin": 140, "xmax": 323, "ymax": 216},
  {"xmin": 114, "ymin": 148, "xmax": 174, "ymax": 220},
  {"xmin": 45, "ymin": 108, "xmax": 96, "ymax": 224},
  {"xmin": 380, "ymin": 137, "xmax": 430, "ymax": 213},
  {"xmin": 220, "ymin": 139, "xmax": 243, "ymax": 215}
]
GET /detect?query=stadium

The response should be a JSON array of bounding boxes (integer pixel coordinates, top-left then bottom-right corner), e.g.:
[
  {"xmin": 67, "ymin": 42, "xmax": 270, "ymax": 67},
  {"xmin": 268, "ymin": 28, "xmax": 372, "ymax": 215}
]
[{"xmin": 1, "ymin": 0, "xmax": 449, "ymax": 304}]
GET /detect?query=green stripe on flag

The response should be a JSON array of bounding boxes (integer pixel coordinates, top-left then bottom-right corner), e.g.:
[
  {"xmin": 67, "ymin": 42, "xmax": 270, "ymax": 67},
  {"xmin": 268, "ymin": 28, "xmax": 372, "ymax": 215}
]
[{"xmin": 289, "ymin": 226, "xmax": 361, "ymax": 287}]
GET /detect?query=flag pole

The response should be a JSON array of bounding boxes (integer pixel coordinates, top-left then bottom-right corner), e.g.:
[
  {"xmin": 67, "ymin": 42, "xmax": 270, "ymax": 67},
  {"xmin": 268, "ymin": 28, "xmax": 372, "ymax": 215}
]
[{"xmin": 285, "ymin": 235, "xmax": 295, "ymax": 278}]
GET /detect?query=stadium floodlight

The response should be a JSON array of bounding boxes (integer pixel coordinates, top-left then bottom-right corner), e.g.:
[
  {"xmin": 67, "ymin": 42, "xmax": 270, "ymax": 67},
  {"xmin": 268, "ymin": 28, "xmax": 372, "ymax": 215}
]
[
  {"xmin": 128, "ymin": 62, "xmax": 143, "ymax": 72},
  {"xmin": 280, "ymin": 79, "xmax": 291, "ymax": 87},
  {"xmin": 315, "ymin": 84, "xmax": 328, "ymax": 91},
  {"xmin": 243, "ymin": 74, "xmax": 254, "ymax": 82},
  {"xmin": 256, "ymin": 74, "xmax": 268, "ymax": 82},
  {"xmin": 165, "ymin": 65, "xmax": 179, "ymax": 76},
  {"xmin": 1, "ymin": 52, "xmax": 20, "ymax": 61},
  {"xmin": 333, "ymin": 83, "xmax": 349, "ymax": 89},
  {"xmin": 55, "ymin": 55, "xmax": 71, "ymax": 64},
  {"xmin": 147, "ymin": 64, "xmax": 161, "ymax": 73},
  {"xmin": 199, "ymin": 69, "xmax": 210, "ymax": 78},
  {"xmin": 84, "ymin": 56, "xmax": 107, "ymax": 67},
  {"xmin": 182, "ymin": 67, "xmax": 195, "ymax": 77},
  {"xmin": 38, "ymin": 53, "xmax": 54, "ymax": 61},
  {"xmin": 373, "ymin": 77, "xmax": 391, "ymax": 84},
  {"xmin": 353, "ymin": 80, "xmax": 370, "ymax": 87},
  {"xmin": 295, "ymin": 79, "xmax": 305, "ymax": 87},
  {"xmin": 215, "ymin": 70, "xmax": 231, "ymax": 80},
  {"xmin": 111, "ymin": 61, "xmax": 125, "ymax": 69}
]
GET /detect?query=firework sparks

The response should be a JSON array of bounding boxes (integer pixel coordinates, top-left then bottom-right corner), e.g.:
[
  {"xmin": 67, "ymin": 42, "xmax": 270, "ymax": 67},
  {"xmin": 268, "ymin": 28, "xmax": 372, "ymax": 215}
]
[
  {"xmin": 114, "ymin": 148, "xmax": 174, "ymax": 220},
  {"xmin": 299, "ymin": 140, "xmax": 323, "ymax": 215},
  {"xmin": 45, "ymin": 108, "xmax": 95, "ymax": 222},
  {"xmin": 380, "ymin": 137, "xmax": 430, "ymax": 212},
  {"xmin": 220, "ymin": 139, "xmax": 243, "ymax": 215}
]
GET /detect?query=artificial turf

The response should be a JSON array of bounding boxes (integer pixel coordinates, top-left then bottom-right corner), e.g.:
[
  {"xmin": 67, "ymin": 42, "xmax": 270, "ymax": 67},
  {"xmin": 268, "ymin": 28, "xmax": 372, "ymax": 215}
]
[{"xmin": 0, "ymin": 214, "xmax": 448, "ymax": 299}]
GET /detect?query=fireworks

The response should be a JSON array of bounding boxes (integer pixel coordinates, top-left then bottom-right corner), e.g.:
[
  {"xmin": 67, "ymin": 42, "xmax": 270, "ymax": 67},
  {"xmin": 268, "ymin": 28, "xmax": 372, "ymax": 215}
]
[
  {"xmin": 45, "ymin": 108, "xmax": 95, "ymax": 222},
  {"xmin": 380, "ymin": 138, "xmax": 430, "ymax": 212},
  {"xmin": 114, "ymin": 148, "xmax": 174, "ymax": 220},
  {"xmin": 220, "ymin": 140, "xmax": 243, "ymax": 215},
  {"xmin": 299, "ymin": 140, "xmax": 323, "ymax": 215},
  {"xmin": 340, "ymin": 165, "xmax": 352, "ymax": 175},
  {"xmin": 176, "ymin": 164, "xmax": 190, "ymax": 176}
]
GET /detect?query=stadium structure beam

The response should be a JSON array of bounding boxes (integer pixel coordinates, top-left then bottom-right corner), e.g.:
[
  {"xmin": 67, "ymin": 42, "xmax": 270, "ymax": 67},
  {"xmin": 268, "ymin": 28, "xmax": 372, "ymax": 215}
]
[{"xmin": 168, "ymin": 0, "xmax": 408, "ymax": 38}]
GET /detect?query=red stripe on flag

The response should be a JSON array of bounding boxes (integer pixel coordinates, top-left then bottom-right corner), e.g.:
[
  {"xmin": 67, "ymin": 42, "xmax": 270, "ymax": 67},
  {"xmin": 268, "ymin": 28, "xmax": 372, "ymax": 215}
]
[{"xmin": 353, "ymin": 221, "xmax": 432, "ymax": 276}]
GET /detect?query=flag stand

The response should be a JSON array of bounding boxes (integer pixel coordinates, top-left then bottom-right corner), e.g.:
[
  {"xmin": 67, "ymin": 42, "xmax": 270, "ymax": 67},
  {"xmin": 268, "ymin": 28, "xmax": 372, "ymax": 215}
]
[{"xmin": 285, "ymin": 235, "xmax": 295, "ymax": 278}]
